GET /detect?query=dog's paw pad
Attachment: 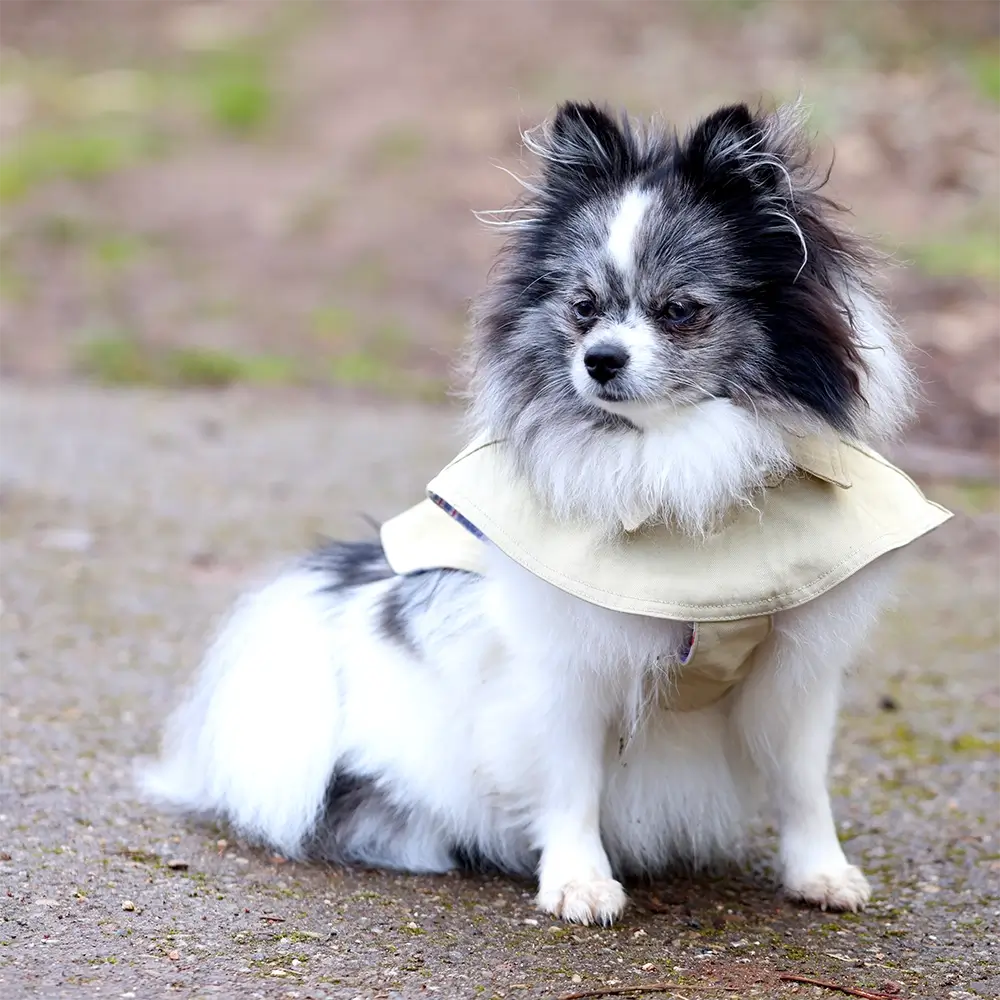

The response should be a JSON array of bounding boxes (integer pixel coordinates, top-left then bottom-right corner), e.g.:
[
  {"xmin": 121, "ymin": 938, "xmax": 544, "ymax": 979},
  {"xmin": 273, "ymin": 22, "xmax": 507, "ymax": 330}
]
[
  {"xmin": 536, "ymin": 878, "xmax": 628, "ymax": 925},
  {"xmin": 785, "ymin": 865, "xmax": 871, "ymax": 912}
]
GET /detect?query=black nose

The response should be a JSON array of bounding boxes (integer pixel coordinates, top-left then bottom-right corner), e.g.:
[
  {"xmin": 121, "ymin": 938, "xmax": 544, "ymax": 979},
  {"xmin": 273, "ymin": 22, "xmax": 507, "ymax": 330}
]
[{"xmin": 584, "ymin": 346, "xmax": 629, "ymax": 385}]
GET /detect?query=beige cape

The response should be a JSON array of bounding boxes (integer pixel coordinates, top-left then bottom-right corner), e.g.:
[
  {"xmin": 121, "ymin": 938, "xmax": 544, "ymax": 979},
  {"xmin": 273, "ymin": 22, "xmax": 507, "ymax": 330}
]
[{"xmin": 379, "ymin": 436, "xmax": 951, "ymax": 711}]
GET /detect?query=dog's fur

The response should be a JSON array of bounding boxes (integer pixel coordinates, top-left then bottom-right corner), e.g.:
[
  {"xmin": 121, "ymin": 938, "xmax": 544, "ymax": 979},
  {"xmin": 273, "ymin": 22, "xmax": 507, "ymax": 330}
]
[{"xmin": 142, "ymin": 102, "xmax": 915, "ymax": 924}]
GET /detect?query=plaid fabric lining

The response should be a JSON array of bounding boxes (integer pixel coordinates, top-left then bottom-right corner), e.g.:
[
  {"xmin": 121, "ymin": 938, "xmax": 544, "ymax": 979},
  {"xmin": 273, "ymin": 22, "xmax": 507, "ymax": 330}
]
[{"xmin": 428, "ymin": 492, "xmax": 485, "ymax": 540}]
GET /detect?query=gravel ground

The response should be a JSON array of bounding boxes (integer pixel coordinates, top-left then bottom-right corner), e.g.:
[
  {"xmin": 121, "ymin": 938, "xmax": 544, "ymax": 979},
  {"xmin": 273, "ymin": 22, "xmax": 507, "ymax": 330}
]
[{"xmin": 1, "ymin": 384, "xmax": 998, "ymax": 1000}]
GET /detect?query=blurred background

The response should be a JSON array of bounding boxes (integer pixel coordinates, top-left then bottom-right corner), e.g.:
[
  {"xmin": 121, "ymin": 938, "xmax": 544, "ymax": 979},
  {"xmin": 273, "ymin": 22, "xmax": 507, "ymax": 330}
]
[{"xmin": 1, "ymin": 0, "xmax": 998, "ymax": 458}]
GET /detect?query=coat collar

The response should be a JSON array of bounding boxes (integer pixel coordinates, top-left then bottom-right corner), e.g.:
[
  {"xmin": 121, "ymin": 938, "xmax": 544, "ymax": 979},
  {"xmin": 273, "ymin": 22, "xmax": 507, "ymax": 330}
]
[
  {"xmin": 446, "ymin": 431, "xmax": 855, "ymax": 534},
  {"xmin": 617, "ymin": 432, "xmax": 851, "ymax": 532}
]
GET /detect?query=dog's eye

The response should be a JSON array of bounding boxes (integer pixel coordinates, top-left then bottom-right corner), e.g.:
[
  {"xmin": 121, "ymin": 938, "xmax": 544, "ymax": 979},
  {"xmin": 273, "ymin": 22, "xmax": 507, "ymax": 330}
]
[
  {"xmin": 572, "ymin": 297, "xmax": 598, "ymax": 323},
  {"xmin": 659, "ymin": 300, "xmax": 699, "ymax": 325}
]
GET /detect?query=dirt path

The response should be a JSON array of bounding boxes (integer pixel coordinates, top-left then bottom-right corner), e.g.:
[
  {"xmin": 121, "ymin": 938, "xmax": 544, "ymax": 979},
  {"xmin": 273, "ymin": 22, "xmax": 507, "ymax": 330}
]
[{"xmin": 1, "ymin": 384, "xmax": 997, "ymax": 999}]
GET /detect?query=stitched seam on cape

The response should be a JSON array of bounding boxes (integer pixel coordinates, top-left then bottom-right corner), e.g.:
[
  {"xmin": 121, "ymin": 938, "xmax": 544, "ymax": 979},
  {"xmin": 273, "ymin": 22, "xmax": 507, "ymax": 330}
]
[{"xmin": 841, "ymin": 441, "xmax": 952, "ymax": 518}]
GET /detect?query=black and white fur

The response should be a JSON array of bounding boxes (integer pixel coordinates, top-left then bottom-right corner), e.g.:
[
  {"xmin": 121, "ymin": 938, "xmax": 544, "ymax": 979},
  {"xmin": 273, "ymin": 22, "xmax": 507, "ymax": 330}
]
[{"xmin": 142, "ymin": 102, "xmax": 915, "ymax": 924}]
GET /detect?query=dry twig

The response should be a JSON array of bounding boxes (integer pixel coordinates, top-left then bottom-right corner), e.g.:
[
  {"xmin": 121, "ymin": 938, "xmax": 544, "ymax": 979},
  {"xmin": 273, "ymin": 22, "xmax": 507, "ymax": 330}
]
[{"xmin": 777, "ymin": 973, "xmax": 902, "ymax": 999}]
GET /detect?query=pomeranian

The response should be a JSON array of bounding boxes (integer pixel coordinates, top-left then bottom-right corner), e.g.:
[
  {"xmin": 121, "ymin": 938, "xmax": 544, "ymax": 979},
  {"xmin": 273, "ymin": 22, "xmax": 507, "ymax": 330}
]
[{"xmin": 142, "ymin": 101, "xmax": 950, "ymax": 925}]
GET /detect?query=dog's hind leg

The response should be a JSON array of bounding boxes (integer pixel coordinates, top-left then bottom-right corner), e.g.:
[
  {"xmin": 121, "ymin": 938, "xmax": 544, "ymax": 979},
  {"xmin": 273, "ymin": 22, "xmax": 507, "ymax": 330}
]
[{"xmin": 141, "ymin": 569, "xmax": 347, "ymax": 858}]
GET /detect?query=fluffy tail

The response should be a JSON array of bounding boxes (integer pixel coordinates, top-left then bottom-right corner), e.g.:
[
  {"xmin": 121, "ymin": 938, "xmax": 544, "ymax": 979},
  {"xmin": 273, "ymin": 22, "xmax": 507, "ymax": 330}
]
[{"xmin": 139, "ymin": 569, "xmax": 342, "ymax": 857}]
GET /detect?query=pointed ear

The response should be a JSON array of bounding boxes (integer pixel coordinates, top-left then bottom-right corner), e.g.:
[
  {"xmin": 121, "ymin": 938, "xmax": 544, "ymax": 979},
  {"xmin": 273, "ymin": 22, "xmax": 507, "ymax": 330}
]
[
  {"xmin": 531, "ymin": 102, "xmax": 634, "ymax": 186},
  {"xmin": 678, "ymin": 103, "xmax": 796, "ymax": 202},
  {"xmin": 684, "ymin": 103, "xmax": 757, "ymax": 160}
]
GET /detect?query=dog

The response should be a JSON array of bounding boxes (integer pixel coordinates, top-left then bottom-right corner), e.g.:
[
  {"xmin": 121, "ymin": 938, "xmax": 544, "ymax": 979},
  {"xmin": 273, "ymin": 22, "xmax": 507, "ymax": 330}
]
[{"xmin": 142, "ymin": 101, "xmax": 929, "ymax": 925}]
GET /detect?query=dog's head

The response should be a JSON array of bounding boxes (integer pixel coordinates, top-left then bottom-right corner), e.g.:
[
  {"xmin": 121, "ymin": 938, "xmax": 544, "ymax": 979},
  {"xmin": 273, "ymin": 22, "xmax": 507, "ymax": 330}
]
[{"xmin": 471, "ymin": 101, "xmax": 913, "ymax": 443}]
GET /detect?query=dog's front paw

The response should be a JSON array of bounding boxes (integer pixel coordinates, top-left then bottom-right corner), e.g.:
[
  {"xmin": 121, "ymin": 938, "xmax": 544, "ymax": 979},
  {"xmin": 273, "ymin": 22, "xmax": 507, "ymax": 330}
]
[
  {"xmin": 536, "ymin": 877, "xmax": 628, "ymax": 925},
  {"xmin": 784, "ymin": 865, "xmax": 871, "ymax": 912}
]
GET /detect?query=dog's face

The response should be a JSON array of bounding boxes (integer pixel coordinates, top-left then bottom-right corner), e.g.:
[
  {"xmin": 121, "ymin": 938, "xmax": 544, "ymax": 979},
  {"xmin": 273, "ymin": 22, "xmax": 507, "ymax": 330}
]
[
  {"xmin": 474, "ymin": 102, "xmax": 870, "ymax": 435},
  {"xmin": 545, "ymin": 174, "xmax": 776, "ymax": 426}
]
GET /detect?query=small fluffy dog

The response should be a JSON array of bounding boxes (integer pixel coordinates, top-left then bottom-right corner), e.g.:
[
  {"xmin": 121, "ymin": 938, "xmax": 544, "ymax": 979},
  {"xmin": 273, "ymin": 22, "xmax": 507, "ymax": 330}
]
[{"xmin": 143, "ymin": 102, "xmax": 918, "ymax": 925}]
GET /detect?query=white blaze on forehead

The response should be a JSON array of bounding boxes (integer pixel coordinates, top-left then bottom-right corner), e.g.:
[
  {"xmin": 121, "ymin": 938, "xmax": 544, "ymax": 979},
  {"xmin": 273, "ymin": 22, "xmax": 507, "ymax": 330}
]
[{"xmin": 607, "ymin": 188, "xmax": 653, "ymax": 276}]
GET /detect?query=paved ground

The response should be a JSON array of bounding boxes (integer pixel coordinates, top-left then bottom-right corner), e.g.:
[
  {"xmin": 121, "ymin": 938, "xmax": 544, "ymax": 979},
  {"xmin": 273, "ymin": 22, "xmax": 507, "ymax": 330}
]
[{"xmin": 1, "ymin": 384, "xmax": 998, "ymax": 1000}]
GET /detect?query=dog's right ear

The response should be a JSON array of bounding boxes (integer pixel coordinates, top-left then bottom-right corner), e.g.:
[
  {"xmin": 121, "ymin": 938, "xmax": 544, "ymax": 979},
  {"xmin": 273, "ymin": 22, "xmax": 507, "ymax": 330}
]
[{"xmin": 528, "ymin": 102, "xmax": 634, "ymax": 188}]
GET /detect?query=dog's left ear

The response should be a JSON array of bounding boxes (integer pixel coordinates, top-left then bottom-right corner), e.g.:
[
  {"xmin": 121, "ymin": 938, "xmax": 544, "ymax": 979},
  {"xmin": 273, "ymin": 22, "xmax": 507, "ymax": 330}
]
[{"xmin": 678, "ymin": 103, "xmax": 801, "ymax": 204}]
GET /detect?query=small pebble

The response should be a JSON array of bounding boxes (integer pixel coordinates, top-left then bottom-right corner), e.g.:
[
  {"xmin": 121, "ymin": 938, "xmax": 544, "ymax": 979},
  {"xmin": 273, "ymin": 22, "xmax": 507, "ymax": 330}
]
[
  {"xmin": 571, "ymin": 975, "xmax": 582, "ymax": 984},
  {"xmin": 166, "ymin": 859, "xmax": 189, "ymax": 870},
  {"xmin": 39, "ymin": 528, "xmax": 94, "ymax": 553},
  {"xmin": 121, "ymin": 900, "xmax": 135, "ymax": 911},
  {"xmin": 167, "ymin": 950, "xmax": 180, "ymax": 961},
  {"xmin": 523, "ymin": 918, "xmax": 538, "ymax": 926},
  {"xmin": 198, "ymin": 418, "xmax": 223, "ymax": 441}
]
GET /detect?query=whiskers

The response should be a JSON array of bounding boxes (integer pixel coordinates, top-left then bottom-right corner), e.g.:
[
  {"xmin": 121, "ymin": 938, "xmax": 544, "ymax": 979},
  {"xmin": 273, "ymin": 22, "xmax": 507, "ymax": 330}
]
[{"xmin": 472, "ymin": 205, "xmax": 543, "ymax": 230}]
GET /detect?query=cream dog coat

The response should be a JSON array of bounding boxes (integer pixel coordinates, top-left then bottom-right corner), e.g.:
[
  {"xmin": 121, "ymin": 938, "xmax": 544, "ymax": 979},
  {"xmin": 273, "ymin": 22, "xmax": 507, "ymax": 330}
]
[{"xmin": 380, "ymin": 435, "xmax": 951, "ymax": 711}]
